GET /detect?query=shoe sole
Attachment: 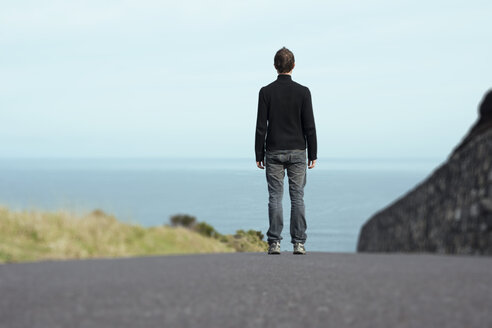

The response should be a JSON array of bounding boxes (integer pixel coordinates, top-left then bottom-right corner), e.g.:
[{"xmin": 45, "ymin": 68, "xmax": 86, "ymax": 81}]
[
  {"xmin": 268, "ymin": 251, "xmax": 281, "ymax": 255},
  {"xmin": 293, "ymin": 251, "xmax": 306, "ymax": 255}
]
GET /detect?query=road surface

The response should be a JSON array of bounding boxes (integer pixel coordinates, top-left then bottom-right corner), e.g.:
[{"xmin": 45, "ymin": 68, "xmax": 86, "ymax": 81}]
[{"xmin": 1, "ymin": 252, "xmax": 491, "ymax": 327}]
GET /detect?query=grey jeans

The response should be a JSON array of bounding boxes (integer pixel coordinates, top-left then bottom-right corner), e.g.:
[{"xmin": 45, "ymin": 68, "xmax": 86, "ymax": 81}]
[{"xmin": 265, "ymin": 149, "xmax": 307, "ymax": 245}]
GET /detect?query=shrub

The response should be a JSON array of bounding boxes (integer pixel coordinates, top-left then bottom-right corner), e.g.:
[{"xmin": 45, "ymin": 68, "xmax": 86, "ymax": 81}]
[
  {"xmin": 168, "ymin": 214, "xmax": 221, "ymax": 239},
  {"xmin": 166, "ymin": 214, "xmax": 268, "ymax": 252},
  {"xmin": 235, "ymin": 229, "xmax": 265, "ymax": 242},
  {"xmin": 169, "ymin": 214, "xmax": 196, "ymax": 228},
  {"xmin": 248, "ymin": 230, "xmax": 264, "ymax": 241},
  {"xmin": 194, "ymin": 222, "xmax": 220, "ymax": 239}
]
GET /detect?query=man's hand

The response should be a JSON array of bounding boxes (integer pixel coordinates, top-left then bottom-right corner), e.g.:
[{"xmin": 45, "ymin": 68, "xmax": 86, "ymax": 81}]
[
  {"xmin": 256, "ymin": 161, "xmax": 265, "ymax": 169},
  {"xmin": 308, "ymin": 159, "xmax": 316, "ymax": 169}
]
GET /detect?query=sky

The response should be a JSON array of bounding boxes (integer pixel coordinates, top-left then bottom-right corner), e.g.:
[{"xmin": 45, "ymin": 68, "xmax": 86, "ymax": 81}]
[{"xmin": 1, "ymin": 0, "xmax": 491, "ymax": 160}]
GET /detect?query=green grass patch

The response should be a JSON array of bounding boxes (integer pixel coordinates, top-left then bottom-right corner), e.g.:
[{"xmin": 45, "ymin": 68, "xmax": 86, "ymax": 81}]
[
  {"xmin": 0, "ymin": 206, "xmax": 235, "ymax": 263},
  {"xmin": 0, "ymin": 206, "xmax": 268, "ymax": 264}
]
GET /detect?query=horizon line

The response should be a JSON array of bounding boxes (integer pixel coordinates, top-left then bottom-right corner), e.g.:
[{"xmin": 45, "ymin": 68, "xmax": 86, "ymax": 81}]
[{"xmin": 0, "ymin": 155, "xmax": 444, "ymax": 161}]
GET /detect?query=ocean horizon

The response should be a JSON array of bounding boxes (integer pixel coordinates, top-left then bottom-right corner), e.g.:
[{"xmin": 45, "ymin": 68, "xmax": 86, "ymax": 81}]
[{"xmin": 0, "ymin": 157, "xmax": 444, "ymax": 252}]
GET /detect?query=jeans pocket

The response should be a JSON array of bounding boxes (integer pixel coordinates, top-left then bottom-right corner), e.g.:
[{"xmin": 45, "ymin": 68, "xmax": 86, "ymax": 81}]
[{"xmin": 290, "ymin": 151, "xmax": 306, "ymax": 164}]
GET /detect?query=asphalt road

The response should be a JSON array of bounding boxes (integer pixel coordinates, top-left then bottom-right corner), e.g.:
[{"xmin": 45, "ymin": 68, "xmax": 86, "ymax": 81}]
[{"xmin": 1, "ymin": 252, "xmax": 491, "ymax": 328}]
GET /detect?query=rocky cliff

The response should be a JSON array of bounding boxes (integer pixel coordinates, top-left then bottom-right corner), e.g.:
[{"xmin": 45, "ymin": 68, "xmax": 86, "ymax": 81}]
[{"xmin": 357, "ymin": 90, "xmax": 492, "ymax": 255}]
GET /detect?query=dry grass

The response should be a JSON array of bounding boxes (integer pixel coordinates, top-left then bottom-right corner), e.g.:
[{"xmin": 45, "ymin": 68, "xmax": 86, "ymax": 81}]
[{"xmin": 0, "ymin": 206, "xmax": 234, "ymax": 263}]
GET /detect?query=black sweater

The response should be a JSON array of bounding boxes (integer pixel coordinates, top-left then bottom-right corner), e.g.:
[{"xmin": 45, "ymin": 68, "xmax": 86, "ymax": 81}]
[{"xmin": 255, "ymin": 74, "xmax": 317, "ymax": 162}]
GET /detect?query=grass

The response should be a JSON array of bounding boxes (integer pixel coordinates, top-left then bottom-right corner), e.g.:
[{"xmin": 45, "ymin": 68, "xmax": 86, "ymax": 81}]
[{"xmin": 0, "ymin": 206, "xmax": 267, "ymax": 264}]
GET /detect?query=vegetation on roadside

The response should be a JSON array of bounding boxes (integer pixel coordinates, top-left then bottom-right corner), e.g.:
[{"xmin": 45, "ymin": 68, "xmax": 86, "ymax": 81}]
[
  {"xmin": 168, "ymin": 214, "xmax": 268, "ymax": 252},
  {"xmin": 0, "ymin": 206, "xmax": 267, "ymax": 264}
]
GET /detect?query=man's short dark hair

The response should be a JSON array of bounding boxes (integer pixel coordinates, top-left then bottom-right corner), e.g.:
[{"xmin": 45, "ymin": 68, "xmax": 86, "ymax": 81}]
[{"xmin": 274, "ymin": 47, "xmax": 295, "ymax": 73}]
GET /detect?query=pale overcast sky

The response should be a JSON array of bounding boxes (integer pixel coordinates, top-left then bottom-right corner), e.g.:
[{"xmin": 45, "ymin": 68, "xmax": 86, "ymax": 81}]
[{"xmin": 1, "ymin": 1, "xmax": 491, "ymax": 160}]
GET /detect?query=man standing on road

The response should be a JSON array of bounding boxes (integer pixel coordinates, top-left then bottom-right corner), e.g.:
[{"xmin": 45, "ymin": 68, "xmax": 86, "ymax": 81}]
[{"xmin": 255, "ymin": 47, "xmax": 317, "ymax": 255}]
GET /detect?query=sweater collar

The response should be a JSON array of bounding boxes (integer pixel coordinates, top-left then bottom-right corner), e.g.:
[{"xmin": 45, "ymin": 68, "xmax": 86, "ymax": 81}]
[{"xmin": 277, "ymin": 74, "xmax": 292, "ymax": 81}]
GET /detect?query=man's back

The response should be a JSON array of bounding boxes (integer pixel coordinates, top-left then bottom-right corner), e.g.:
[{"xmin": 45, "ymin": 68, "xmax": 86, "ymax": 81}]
[{"xmin": 255, "ymin": 74, "xmax": 317, "ymax": 163}]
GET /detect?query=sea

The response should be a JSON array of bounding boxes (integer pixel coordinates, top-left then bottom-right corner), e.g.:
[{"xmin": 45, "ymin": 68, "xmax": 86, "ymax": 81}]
[{"xmin": 0, "ymin": 157, "xmax": 443, "ymax": 252}]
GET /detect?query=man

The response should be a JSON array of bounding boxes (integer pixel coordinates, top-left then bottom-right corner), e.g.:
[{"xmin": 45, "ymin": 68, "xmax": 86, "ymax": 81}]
[{"xmin": 255, "ymin": 47, "xmax": 317, "ymax": 255}]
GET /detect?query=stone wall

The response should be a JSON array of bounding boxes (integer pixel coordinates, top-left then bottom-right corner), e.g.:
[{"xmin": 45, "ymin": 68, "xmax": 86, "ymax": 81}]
[{"xmin": 357, "ymin": 91, "xmax": 492, "ymax": 255}]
